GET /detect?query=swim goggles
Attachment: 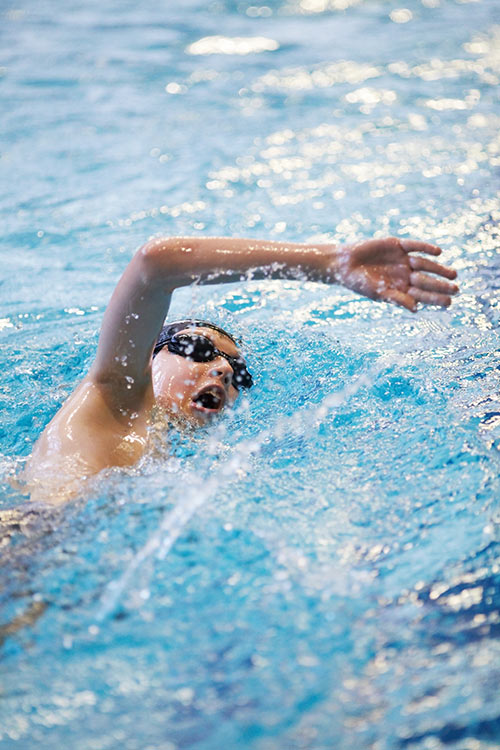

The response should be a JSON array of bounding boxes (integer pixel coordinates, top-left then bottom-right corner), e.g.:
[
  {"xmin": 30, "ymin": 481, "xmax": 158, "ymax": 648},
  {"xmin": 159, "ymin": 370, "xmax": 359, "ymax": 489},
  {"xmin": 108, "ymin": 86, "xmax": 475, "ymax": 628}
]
[{"xmin": 161, "ymin": 332, "xmax": 253, "ymax": 390}]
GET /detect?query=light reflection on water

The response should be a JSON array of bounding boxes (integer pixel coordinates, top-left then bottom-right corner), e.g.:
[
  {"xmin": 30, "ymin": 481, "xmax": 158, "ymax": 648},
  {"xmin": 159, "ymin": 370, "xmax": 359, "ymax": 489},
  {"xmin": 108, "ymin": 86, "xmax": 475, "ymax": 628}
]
[{"xmin": 1, "ymin": 0, "xmax": 500, "ymax": 748}]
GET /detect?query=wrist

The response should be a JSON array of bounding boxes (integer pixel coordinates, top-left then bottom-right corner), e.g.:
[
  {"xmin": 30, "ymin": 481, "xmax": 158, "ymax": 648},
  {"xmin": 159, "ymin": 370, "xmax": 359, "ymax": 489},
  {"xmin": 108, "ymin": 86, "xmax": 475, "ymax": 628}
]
[{"xmin": 307, "ymin": 243, "xmax": 341, "ymax": 284}]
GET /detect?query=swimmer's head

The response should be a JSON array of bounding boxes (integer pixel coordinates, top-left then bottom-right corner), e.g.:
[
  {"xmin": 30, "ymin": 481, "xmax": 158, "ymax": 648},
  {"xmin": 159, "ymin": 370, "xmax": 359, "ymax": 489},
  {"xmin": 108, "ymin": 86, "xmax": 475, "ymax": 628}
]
[{"xmin": 152, "ymin": 319, "xmax": 252, "ymax": 426}]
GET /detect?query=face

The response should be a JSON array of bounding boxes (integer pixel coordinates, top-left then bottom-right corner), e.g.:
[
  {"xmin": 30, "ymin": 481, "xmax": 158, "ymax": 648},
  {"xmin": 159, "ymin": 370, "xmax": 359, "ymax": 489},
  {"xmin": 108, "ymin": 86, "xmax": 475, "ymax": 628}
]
[{"xmin": 152, "ymin": 327, "xmax": 242, "ymax": 426}]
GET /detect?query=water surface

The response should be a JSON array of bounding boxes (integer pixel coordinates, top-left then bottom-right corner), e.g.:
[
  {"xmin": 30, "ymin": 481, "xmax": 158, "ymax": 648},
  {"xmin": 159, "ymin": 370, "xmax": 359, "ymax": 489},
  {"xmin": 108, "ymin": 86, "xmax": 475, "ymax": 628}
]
[{"xmin": 1, "ymin": 0, "xmax": 500, "ymax": 748}]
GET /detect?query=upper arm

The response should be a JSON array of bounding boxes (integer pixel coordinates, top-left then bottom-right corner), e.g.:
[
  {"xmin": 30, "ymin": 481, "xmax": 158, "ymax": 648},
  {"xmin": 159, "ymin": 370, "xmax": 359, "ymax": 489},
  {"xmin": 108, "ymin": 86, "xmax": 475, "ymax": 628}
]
[{"xmin": 88, "ymin": 239, "xmax": 176, "ymax": 412}]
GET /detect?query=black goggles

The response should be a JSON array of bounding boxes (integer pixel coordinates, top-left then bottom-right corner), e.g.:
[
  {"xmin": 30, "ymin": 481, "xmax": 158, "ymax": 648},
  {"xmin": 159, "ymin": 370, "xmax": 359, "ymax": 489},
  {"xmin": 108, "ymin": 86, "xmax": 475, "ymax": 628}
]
[{"xmin": 161, "ymin": 332, "xmax": 253, "ymax": 390}]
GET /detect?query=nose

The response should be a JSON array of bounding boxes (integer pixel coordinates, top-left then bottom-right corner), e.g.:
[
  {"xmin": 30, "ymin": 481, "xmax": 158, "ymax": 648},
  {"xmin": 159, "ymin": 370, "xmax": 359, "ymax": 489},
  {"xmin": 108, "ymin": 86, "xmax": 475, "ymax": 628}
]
[{"xmin": 209, "ymin": 356, "xmax": 233, "ymax": 388}]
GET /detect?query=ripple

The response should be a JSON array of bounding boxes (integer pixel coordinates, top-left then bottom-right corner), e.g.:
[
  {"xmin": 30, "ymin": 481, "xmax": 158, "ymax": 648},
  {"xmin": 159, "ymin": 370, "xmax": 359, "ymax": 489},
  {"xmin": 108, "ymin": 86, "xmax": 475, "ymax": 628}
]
[
  {"xmin": 282, "ymin": 0, "xmax": 364, "ymax": 13},
  {"xmin": 186, "ymin": 35, "xmax": 279, "ymax": 56},
  {"xmin": 252, "ymin": 60, "xmax": 382, "ymax": 92}
]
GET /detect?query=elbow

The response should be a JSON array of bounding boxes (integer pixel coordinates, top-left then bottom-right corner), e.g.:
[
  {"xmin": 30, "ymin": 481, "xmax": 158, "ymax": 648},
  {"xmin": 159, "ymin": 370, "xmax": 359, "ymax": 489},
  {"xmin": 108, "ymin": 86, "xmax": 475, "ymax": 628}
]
[
  {"xmin": 139, "ymin": 236, "xmax": 177, "ymax": 268},
  {"xmin": 137, "ymin": 237, "xmax": 184, "ymax": 286},
  {"xmin": 135, "ymin": 236, "xmax": 201, "ymax": 290}
]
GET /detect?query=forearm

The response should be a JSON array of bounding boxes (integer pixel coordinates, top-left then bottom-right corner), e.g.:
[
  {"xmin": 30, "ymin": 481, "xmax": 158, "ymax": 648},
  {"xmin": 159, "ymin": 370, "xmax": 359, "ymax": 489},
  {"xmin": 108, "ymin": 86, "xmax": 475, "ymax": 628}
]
[{"xmin": 141, "ymin": 235, "xmax": 338, "ymax": 290}]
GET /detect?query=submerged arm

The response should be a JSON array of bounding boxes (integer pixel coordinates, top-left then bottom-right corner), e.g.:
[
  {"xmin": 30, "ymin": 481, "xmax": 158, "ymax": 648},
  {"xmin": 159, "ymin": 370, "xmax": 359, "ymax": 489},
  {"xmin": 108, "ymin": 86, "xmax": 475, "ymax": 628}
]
[{"xmin": 91, "ymin": 235, "xmax": 458, "ymax": 410}]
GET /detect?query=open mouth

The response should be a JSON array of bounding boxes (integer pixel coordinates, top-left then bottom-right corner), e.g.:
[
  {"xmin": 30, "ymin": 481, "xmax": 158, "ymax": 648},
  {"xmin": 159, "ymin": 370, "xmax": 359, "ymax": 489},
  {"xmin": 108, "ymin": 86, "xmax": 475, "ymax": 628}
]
[{"xmin": 192, "ymin": 385, "xmax": 225, "ymax": 413}]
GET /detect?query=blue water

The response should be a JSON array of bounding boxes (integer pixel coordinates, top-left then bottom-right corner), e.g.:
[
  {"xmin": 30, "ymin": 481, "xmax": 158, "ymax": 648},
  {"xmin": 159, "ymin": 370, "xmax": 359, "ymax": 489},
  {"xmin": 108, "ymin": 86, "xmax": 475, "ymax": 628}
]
[{"xmin": 1, "ymin": 0, "xmax": 500, "ymax": 748}]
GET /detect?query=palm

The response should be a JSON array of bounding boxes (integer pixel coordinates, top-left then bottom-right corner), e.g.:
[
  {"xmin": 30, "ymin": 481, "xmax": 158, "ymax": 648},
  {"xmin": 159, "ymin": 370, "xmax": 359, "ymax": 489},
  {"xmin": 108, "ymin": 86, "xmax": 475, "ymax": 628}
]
[{"xmin": 338, "ymin": 237, "xmax": 458, "ymax": 311}]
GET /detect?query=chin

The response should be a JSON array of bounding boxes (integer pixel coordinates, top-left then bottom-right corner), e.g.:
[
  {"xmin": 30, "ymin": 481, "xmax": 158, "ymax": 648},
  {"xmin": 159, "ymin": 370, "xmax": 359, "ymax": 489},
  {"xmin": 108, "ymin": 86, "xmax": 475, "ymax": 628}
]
[
  {"xmin": 161, "ymin": 405, "xmax": 218, "ymax": 430},
  {"xmin": 189, "ymin": 405, "xmax": 223, "ymax": 426},
  {"xmin": 156, "ymin": 394, "xmax": 230, "ymax": 429}
]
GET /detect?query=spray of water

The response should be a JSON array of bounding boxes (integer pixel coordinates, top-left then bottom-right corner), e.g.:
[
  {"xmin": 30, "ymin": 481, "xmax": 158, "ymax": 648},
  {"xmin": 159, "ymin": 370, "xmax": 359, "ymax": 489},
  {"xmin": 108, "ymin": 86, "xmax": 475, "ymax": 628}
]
[{"xmin": 96, "ymin": 353, "xmax": 397, "ymax": 622}]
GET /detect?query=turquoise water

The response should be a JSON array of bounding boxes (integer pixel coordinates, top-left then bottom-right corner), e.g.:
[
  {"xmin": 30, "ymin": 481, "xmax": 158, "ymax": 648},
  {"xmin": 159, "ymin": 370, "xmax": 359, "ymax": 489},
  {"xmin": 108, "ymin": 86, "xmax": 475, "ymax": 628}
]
[{"xmin": 1, "ymin": 0, "xmax": 500, "ymax": 748}]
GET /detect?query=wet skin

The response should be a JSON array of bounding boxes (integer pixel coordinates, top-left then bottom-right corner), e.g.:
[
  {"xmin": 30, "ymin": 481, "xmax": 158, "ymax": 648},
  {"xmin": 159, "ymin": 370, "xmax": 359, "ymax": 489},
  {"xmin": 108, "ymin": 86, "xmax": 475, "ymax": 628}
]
[
  {"xmin": 25, "ymin": 234, "xmax": 458, "ymax": 504},
  {"xmin": 152, "ymin": 327, "xmax": 241, "ymax": 426},
  {"xmin": 25, "ymin": 327, "xmax": 243, "ymax": 503}
]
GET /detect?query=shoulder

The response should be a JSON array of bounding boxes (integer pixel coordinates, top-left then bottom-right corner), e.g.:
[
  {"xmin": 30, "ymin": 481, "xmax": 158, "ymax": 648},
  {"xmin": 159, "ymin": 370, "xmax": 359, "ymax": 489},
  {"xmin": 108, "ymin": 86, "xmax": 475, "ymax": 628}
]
[{"xmin": 26, "ymin": 377, "xmax": 153, "ymax": 500}]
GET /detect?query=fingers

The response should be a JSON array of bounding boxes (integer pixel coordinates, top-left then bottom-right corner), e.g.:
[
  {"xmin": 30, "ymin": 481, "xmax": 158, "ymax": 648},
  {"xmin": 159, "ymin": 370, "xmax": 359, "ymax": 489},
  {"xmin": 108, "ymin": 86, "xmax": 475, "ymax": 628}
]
[
  {"xmin": 400, "ymin": 239, "xmax": 442, "ymax": 256},
  {"xmin": 383, "ymin": 288, "xmax": 417, "ymax": 312},
  {"xmin": 408, "ymin": 287, "xmax": 452, "ymax": 307},
  {"xmin": 409, "ymin": 255, "xmax": 457, "ymax": 280},
  {"xmin": 410, "ymin": 271, "xmax": 459, "ymax": 295},
  {"xmin": 399, "ymin": 239, "xmax": 442, "ymax": 256},
  {"xmin": 405, "ymin": 244, "xmax": 459, "ymax": 309}
]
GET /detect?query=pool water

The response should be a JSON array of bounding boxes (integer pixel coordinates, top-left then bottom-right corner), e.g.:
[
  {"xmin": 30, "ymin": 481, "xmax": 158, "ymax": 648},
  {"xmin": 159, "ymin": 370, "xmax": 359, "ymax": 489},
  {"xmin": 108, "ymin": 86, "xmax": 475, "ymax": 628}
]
[{"xmin": 1, "ymin": 0, "xmax": 500, "ymax": 748}]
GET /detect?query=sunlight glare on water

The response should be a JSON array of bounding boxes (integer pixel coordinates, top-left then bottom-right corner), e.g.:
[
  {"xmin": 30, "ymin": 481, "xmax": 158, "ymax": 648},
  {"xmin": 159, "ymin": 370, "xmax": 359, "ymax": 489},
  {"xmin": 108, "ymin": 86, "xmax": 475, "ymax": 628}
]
[{"xmin": 0, "ymin": 0, "xmax": 499, "ymax": 748}]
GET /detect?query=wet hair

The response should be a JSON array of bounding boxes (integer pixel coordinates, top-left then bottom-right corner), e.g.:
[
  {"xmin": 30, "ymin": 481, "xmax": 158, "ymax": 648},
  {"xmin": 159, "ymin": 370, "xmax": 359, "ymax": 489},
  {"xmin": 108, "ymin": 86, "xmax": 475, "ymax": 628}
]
[{"xmin": 153, "ymin": 319, "xmax": 237, "ymax": 358}]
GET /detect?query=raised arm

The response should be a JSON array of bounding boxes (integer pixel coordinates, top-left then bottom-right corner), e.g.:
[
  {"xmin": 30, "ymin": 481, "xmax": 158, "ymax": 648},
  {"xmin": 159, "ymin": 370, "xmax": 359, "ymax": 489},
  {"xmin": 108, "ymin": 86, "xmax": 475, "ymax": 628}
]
[
  {"xmin": 90, "ymin": 235, "xmax": 338, "ymax": 403},
  {"xmin": 90, "ymin": 235, "xmax": 458, "ymax": 410}
]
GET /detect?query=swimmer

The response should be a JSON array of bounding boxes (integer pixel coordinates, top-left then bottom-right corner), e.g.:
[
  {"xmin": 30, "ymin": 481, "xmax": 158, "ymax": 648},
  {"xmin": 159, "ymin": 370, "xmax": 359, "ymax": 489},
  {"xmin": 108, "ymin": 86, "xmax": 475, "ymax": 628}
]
[{"xmin": 25, "ymin": 235, "xmax": 458, "ymax": 503}]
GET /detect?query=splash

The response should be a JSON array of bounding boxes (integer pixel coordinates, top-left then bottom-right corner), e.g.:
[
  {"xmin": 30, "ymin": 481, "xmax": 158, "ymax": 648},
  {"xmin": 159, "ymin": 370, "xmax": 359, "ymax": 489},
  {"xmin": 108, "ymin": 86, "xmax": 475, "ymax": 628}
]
[{"xmin": 97, "ymin": 353, "xmax": 395, "ymax": 621}]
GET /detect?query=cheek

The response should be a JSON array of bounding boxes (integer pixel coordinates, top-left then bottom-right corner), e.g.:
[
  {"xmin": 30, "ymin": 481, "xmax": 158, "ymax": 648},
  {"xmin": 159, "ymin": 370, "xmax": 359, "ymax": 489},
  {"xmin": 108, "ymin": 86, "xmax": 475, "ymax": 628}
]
[{"xmin": 152, "ymin": 358, "xmax": 197, "ymax": 408}]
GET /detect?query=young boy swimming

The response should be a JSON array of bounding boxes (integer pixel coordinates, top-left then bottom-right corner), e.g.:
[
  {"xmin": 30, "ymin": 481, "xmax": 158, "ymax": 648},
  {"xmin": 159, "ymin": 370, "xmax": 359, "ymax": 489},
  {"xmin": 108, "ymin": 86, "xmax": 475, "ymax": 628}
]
[{"xmin": 25, "ymin": 234, "xmax": 458, "ymax": 503}]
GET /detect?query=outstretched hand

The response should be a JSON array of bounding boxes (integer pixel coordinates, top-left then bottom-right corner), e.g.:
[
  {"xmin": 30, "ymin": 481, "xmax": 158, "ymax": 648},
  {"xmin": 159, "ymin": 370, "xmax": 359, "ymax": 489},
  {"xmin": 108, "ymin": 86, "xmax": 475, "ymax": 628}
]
[{"xmin": 335, "ymin": 237, "xmax": 458, "ymax": 312}]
